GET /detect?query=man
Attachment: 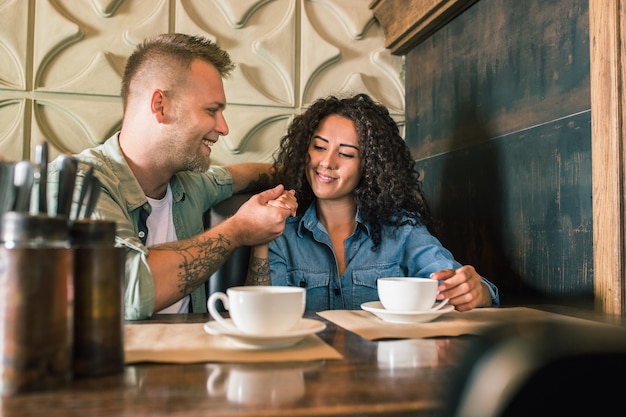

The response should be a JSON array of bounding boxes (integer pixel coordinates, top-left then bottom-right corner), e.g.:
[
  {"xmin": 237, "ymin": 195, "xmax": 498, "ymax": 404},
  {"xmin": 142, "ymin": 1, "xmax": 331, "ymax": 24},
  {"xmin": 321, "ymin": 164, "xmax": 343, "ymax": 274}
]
[{"xmin": 49, "ymin": 33, "xmax": 297, "ymax": 320}]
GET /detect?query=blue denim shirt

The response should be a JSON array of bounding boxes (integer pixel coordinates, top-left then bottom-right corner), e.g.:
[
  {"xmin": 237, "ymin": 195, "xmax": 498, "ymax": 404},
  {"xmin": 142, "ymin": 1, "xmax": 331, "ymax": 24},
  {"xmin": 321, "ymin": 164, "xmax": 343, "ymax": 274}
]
[{"xmin": 269, "ymin": 204, "xmax": 500, "ymax": 311}]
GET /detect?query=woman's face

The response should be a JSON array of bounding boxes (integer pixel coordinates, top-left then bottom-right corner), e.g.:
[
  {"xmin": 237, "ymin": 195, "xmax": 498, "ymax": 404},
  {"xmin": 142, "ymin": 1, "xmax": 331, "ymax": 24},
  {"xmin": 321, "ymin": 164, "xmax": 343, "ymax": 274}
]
[{"xmin": 306, "ymin": 114, "xmax": 363, "ymax": 202}]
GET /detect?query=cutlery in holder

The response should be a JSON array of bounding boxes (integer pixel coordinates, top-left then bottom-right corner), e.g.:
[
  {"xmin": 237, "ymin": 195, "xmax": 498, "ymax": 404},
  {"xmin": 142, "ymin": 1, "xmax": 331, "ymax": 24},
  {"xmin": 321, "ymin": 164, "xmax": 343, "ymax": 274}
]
[{"xmin": 0, "ymin": 212, "xmax": 73, "ymax": 396}]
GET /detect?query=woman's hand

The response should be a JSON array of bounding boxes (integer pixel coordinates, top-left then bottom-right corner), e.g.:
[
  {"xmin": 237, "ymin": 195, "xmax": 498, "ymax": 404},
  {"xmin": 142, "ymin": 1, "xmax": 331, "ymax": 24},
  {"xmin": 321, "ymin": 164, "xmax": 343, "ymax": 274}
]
[
  {"xmin": 430, "ymin": 266, "xmax": 492, "ymax": 311},
  {"xmin": 266, "ymin": 188, "xmax": 297, "ymax": 217}
]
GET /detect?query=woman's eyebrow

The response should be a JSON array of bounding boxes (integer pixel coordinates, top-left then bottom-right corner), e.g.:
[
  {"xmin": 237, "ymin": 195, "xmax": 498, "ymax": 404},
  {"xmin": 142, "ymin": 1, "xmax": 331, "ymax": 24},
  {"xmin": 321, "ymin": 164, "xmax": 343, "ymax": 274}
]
[
  {"xmin": 312, "ymin": 135, "xmax": 329, "ymax": 143},
  {"xmin": 340, "ymin": 143, "xmax": 360, "ymax": 151},
  {"xmin": 312, "ymin": 135, "xmax": 359, "ymax": 151}
]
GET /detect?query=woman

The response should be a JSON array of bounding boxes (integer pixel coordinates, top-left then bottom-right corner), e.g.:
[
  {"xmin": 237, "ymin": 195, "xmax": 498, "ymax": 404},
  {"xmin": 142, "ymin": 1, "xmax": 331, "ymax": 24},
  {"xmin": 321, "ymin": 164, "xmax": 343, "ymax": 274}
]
[{"xmin": 247, "ymin": 93, "xmax": 499, "ymax": 311}]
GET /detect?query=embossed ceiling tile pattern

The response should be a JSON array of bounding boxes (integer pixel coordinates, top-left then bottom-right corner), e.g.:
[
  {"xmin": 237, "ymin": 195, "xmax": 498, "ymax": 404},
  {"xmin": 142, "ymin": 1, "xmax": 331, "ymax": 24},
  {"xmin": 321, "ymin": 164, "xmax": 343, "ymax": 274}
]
[
  {"xmin": 211, "ymin": 0, "xmax": 273, "ymax": 28},
  {"xmin": 313, "ymin": 0, "xmax": 375, "ymax": 40},
  {"xmin": 33, "ymin": 0, "xmax": 167, "ymax": 95},
  {"xmin": 0, "ymin": 0, "xmax": 29, "ymax": 90},
  {"xmin": 300, "ymin": 3, "xmax": 341, "ymax": 103},
  {"xmin": 32, "ymin": 98, "xmax": 122, "ymax": 157},
  {"xmin": 177, "ymin": 0, "xmax": 296, "ymax": 106},
  {"xmin": 2, "ymin": 0, "xmax": 404, "ymax": 166},
  {"xmin": 0, "ymin": 98, "xmax": 26, "ymax": 160},
  {"xmin": 90, "ymin": 0, "xmax": 125, "ymax": 18},
  {"xmin": 301, "ymin": 0, "xmax": 404, "ymax": 113},
  {"xmin": 210, "ymin": 105, "xmax": 293, "ymax": 166}
]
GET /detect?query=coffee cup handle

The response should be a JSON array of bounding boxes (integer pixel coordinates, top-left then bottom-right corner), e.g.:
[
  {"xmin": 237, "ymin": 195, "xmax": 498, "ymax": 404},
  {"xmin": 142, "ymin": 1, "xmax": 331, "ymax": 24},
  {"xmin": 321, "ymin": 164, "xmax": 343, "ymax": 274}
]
[
  {"xmin": 431, "ymin": 297, "xmax": 450, "ymax": 311},
  {"xmin": 207, "ymin": 292, "xmax": 240, "ymax": 333},
  {"xmin": 206, "ymin": 367, "xmax": 227, "ymax": 397}
]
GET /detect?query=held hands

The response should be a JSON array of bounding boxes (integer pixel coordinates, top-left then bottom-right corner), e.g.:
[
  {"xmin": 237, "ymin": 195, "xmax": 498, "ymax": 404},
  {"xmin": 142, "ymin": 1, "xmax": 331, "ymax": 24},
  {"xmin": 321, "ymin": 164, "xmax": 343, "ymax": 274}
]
[
  {"xmin": 430, "ymin": 265, "xmax": 492, "ymax": 311},
  {"xmin": 229, "ymin": 184, "xmax": 297, "ymax": 246},
  {"xmin": 266, "ymin": 188, "xmax": 297, "ymax": 216}
]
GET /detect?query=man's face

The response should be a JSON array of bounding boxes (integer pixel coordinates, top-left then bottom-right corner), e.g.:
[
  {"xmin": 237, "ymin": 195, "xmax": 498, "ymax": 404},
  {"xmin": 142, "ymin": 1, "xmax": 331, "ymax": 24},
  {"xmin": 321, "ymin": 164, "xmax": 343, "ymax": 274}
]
[{"xmin": 161, "ymin": 59, "xmax": 229, "ymax": 173}]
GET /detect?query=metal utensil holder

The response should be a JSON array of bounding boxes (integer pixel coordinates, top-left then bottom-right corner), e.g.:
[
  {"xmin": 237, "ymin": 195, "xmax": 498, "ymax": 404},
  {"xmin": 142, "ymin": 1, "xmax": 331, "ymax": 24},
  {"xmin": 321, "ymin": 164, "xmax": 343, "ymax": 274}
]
[
  {"xmin": 69, "ymin": 219, "xmax": 125, "ymax": 378},
  {"xmin": 0, "ymin": 212, "xmax": 73, "ymax": 396}
]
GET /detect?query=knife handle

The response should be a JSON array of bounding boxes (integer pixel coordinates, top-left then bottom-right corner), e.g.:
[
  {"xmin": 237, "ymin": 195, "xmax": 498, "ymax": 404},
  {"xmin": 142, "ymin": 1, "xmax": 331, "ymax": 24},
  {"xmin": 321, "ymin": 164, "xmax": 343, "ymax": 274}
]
[
  {"xmin": 36, "ymin": 142, "xmax": 48, "ymax": 214},
  {"xmin": 56, "ymin": 155, "xmax": 77, "ymax": 218}
]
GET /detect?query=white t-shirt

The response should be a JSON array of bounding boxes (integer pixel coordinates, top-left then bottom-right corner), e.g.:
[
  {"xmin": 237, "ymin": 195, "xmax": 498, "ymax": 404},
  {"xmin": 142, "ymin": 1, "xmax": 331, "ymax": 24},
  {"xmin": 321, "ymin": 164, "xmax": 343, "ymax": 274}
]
[{"xmin": 146, "ymin": 185, "xmax": 190, "ymax": 314}]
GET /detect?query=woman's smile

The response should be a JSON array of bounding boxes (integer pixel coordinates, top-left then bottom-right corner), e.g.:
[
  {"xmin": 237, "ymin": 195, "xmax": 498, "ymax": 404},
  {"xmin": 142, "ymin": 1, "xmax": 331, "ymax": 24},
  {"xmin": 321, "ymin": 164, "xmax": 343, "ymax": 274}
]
[{"xmin": 315, "ymin": 171, "xmax": 336, "ymax": 183}]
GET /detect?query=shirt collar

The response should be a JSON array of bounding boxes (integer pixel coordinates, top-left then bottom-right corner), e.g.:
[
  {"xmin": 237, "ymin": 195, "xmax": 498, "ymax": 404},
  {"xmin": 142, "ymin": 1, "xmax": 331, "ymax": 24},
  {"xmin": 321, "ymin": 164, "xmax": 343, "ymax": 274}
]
[
  {"xmin": 296, "ymin": 202, "xmax": 372, "ymax": 237},
  {"xmin": 101, "ymin": 133, "xmax": 186, "ymax": 209}
]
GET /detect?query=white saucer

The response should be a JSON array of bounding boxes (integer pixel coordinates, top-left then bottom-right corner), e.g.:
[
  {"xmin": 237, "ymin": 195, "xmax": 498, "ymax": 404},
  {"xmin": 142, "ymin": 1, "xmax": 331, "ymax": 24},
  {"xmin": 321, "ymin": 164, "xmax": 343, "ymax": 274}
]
[
  {"xmin": 361, "ymin": 301, "xmax": 454, "ymax": 324},
  {"xmin": 203, "ymin": 318, "xmax": 326, "ymax": 349}
]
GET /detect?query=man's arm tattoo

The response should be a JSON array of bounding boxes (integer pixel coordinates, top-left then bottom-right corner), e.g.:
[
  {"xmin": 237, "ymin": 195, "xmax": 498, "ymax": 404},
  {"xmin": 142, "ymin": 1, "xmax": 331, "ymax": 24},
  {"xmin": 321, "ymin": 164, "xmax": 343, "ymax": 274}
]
[
  {"xmin": 238, "ymin": 172, "xmax": 272, "ymax": 193},
  {"xmin": 152, "ymin": 234, "xmax": 232, "ymax": 296}
]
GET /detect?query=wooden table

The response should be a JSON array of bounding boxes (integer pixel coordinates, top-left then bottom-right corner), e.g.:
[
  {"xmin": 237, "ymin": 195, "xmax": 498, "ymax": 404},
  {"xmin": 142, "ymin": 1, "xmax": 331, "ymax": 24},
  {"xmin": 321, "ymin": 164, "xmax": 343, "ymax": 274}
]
[{"xmin": 2, "ymin": 307, "xmax": 624, "ymax": 417}]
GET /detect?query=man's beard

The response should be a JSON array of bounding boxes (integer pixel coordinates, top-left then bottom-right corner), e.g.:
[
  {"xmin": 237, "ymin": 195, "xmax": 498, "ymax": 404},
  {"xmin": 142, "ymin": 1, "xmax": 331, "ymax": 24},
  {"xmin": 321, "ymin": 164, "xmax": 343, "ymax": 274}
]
[{"xmin": 184, "ymin": 153, "xmax": 211, "ymax": 173}]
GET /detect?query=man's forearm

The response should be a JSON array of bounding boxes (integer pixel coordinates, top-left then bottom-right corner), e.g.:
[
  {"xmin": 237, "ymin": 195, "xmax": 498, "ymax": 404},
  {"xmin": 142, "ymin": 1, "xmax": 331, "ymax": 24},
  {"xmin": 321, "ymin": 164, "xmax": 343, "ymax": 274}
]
[
  {"xmin": 148, "ymin": 231, "xmax": 235, "ymax": 312},
  {"xmin": 227, "ymin": 163, "xmax": 275, "ymax": 193}
]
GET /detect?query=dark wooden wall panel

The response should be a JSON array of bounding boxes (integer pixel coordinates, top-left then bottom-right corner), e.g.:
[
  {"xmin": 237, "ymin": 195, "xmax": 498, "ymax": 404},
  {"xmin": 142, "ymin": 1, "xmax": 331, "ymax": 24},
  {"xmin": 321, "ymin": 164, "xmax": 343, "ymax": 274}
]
[
  {"xmin": 415, "ymin": 113, "xmax": 592, "ymax": 305},
  {"xmin": 406, "ymin": 0, "xmax": 592, "ymax": 306},
  {"xmin": 407, "ymin": 0, "xmax": 590, "ymax": 158}
]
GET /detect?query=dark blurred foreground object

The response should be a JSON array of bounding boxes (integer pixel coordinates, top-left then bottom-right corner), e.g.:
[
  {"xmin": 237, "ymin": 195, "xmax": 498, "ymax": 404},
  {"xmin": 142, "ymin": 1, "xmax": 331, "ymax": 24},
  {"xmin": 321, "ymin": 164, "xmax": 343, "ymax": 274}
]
[
  {"xmin": 441, "ymin": 317, "xmax": 626, "ymax": 417},
  {"xmin": 70, "ymin": 219, "xmax": 125, "ymax": 378},
  {"xmin": 0, "ymin": 212, "xmax": 72, "ymax": 396},
  {"xmin": 0, "ymin": 163, "xmax": 117, "ymax": 395}
]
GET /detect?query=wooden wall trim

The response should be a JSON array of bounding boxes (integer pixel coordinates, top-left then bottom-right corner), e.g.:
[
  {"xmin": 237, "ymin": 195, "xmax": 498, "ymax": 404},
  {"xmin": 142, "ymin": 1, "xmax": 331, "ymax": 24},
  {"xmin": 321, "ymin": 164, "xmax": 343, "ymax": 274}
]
[
  {"xmin": 590, "ymin": 1, "xmax": 626, "ymax": 315},
  {"xmin": 369, "ymin": 0, "xmax": 477, "ymax": 54}
]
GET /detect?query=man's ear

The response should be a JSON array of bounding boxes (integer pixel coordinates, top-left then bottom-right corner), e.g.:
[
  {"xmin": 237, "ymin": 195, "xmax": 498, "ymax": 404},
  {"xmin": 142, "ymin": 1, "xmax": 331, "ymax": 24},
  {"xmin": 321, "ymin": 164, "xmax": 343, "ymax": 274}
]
[{"xmin": 151, "ymin": 89, "xmax": 166, "ymax": 123}]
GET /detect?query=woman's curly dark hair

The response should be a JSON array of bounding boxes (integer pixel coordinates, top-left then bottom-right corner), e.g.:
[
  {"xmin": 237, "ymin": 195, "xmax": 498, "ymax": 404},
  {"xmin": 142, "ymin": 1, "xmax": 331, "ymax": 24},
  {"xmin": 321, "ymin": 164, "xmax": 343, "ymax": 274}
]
[{"xmin": 273, "ymin": 93, "xmax": 435, "ymax": 249}]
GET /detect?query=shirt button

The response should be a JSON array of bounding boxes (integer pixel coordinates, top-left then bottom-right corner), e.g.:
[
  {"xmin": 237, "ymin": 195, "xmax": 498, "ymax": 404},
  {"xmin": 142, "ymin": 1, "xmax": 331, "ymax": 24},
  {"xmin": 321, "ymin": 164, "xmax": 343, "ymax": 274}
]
[
  {"xmin": 333, "ymin": 288, "xmax": 341, "ymax": 296},
  {"xmin": 138, "ymin": 231, "xmax": 146, "ymax": 238}
]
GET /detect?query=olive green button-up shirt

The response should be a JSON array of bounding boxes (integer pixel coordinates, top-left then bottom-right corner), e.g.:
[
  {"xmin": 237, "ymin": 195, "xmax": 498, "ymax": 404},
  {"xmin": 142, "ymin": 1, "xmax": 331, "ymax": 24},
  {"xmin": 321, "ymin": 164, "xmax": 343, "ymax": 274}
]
[{"xmin": 48, "ymin": 133, "xmax": 233, "ymax": 320}]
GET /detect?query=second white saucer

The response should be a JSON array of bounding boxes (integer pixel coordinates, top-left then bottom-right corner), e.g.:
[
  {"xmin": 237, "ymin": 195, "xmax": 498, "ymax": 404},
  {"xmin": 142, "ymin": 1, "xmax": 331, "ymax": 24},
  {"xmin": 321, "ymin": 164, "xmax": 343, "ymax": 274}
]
[
  {"xmin": 361, "ymin": 301, "xmax": 454, "ymax": 324},
  {"xmin": 204, "ymin": 318, "xmax": 326, "ymax": 349}
]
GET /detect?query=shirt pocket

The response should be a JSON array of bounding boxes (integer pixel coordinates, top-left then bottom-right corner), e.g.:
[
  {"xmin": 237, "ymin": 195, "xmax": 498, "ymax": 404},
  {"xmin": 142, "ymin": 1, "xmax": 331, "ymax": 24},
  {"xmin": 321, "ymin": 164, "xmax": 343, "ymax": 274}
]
[
  {"xmin": 351, "ymin": 264, "xmax": 402, "ymax": 309},
  {"xmin": 286, "ymin": 270, "xmax": 331, "ymax": 311}
]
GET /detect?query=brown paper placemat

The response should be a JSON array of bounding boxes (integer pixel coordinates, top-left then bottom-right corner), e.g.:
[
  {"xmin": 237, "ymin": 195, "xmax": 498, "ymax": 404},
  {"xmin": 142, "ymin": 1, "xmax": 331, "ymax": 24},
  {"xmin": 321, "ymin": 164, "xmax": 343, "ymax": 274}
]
[
  {"xmin": 125, "ymin": 322, "xmax": 342, "ymax": 364},
  {"xmin": 317, "ymin": 307, "xmax": 607, "ymax": 340}
]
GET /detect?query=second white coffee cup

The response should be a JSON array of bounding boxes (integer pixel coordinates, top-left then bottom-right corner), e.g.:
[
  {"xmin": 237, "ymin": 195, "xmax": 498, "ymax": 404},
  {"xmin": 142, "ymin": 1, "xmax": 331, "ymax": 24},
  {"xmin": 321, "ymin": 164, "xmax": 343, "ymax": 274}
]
[
  {"xmin": 377, "ymin": 277, "xmax": 445, "ymax": 311},
  {"xmin": 207, "ymin": 286, "xmax": 306, "ymax": 335}
]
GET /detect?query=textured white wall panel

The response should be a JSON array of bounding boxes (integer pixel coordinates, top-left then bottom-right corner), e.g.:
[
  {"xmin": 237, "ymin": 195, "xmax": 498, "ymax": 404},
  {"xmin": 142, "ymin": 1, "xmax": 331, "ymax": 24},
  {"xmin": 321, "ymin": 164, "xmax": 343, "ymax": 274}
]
[
  {"xmin": 178, "ymin": 0, "xmax": 298, "ymax": 107},
  {"xmin": 0, "ymin": 0, "xmax": 28, "ymax": 90},
  {"xmin": 0, "ymin": 0, "xmax": 404, "ymax": 167}
]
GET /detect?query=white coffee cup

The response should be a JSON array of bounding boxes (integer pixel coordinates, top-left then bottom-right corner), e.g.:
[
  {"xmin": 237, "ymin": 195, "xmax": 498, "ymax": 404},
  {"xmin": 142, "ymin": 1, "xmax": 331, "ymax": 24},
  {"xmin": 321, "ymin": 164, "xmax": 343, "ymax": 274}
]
[
  {"xmin": 207, "ymin": 286, "xmax": 305, "ymax": 335},
  {"xmin": 377, "ymin": 277, "xmax": 448, "ymax": 311}
]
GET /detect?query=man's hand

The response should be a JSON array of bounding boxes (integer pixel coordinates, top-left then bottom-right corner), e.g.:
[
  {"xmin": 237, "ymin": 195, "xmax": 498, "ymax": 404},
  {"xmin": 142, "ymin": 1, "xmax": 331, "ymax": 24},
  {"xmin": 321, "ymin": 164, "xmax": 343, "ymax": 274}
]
[{"xmin": 227, "ymin": 184, "xmax": 297, "ymax": 246}]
